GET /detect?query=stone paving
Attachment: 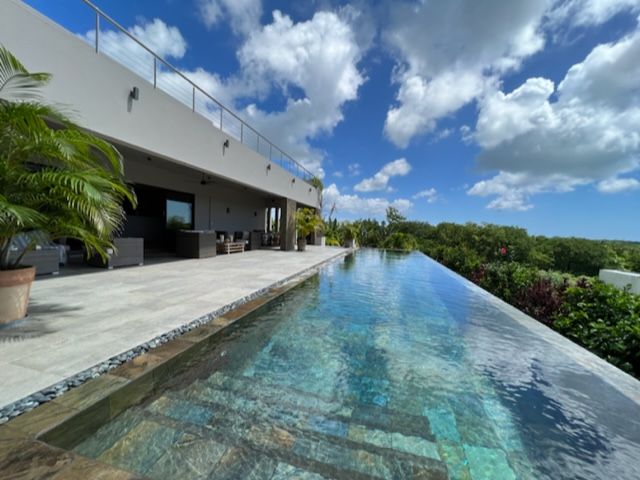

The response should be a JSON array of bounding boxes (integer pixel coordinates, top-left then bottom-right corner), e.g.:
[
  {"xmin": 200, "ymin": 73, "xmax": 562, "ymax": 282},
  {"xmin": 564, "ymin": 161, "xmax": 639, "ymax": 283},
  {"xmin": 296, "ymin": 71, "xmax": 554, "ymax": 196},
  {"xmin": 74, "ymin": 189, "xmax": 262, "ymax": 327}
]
[{"xmin": 0, "ymin": 247, "xmax": 348, "ymax": 410}]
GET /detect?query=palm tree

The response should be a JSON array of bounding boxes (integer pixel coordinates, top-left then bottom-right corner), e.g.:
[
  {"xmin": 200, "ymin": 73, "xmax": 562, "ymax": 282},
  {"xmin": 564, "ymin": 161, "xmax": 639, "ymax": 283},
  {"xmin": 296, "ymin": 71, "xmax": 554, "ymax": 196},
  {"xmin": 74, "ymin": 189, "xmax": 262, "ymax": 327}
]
[
  {"xmin": 295, "ymin": 207, "xmax": 322, "ymax": 251},
  {"xmin": 0, "ymin": 45, "xmax": 136, "ymax": 270}
]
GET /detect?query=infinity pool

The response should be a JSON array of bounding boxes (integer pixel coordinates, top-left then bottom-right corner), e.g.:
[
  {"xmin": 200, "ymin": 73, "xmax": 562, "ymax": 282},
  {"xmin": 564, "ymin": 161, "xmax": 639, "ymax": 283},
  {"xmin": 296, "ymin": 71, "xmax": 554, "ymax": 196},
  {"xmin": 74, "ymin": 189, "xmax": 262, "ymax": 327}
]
[{"xmin": 73, "ymin": 250, "xmax": 640, "ymax": 479}]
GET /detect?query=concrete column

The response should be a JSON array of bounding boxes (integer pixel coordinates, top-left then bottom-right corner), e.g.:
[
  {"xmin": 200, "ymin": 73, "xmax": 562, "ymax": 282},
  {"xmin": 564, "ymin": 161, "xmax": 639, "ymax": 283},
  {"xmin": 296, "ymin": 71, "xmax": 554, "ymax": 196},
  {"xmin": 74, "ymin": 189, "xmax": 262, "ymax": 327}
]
[{"xmin": 280, "ymin": 198, "xmax": 297, "ymax": 251}]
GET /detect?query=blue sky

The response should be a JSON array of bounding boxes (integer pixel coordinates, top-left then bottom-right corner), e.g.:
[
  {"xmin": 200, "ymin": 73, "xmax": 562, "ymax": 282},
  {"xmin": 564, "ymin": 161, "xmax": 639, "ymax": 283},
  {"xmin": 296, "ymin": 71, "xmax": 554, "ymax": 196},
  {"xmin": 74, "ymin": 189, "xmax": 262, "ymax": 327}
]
[{"xmin": 25, "ymin": 0, "xmax": 640, "ymax": 240}]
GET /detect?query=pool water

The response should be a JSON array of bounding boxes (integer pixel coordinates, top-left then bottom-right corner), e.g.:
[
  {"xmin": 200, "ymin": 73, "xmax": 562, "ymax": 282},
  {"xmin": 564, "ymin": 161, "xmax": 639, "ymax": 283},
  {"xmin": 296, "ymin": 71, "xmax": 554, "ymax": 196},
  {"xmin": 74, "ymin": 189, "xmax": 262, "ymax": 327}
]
[{"xmin": 73, "ymin": 250, "xmax": 640, "ymax": 479}]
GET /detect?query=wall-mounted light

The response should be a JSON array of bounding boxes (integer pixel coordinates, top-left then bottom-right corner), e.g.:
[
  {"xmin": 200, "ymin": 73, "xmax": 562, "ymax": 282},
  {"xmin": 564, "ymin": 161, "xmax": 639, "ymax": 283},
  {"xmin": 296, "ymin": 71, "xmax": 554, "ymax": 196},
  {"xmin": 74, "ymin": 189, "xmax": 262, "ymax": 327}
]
[
  {"xmin": 223, "ymin": 139, "xmax": 230, "ymax": 148},
  {"xmin": 129, "ymin": 86, "xmax": 140, "ymax": 101},
  {"xmin": 226, "ymin": 207, "xmax": 230, "ymax": 214},
  {"xmin": 309, "ymin": 187, "xmax": 312, "ymax": 192},
  {"xmin": 291, "ymin": 178, "xmax": 296, "ymax": 183},
  {"xmin": 266, "ymin": 164, "xmax": 272, "ymax": 171},
  {"xmin": 254, "ymin": 211, "xmax": 257, "ymax": 217}
]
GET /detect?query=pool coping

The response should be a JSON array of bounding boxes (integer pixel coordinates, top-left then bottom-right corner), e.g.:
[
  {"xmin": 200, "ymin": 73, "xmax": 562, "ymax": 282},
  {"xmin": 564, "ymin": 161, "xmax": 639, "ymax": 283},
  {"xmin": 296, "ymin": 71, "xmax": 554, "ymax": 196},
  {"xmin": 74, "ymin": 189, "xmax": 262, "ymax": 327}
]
[{"xmin": 0, "ymin": 249, "xmax": 352, "ymax": 478}]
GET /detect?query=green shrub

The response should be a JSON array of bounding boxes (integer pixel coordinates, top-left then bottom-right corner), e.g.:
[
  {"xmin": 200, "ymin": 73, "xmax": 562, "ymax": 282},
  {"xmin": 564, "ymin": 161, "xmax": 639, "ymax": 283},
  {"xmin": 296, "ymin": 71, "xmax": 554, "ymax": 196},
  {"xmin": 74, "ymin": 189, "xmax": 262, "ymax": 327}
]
[
  {"xmin": 554, "ymin": 280, "xmax": 640, "ymax": 377},
  {"xmin": 381, "ymin": 232, "xmax": 419, "ymax": 251}
]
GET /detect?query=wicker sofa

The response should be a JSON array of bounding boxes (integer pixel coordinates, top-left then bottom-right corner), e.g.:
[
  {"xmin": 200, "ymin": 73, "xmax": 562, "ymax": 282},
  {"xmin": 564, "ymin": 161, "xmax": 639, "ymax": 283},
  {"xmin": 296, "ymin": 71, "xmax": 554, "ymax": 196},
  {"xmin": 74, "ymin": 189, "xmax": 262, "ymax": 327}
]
[{"xmin": 87, "ymin": 237, "xmax": 144, "ymax": 269}]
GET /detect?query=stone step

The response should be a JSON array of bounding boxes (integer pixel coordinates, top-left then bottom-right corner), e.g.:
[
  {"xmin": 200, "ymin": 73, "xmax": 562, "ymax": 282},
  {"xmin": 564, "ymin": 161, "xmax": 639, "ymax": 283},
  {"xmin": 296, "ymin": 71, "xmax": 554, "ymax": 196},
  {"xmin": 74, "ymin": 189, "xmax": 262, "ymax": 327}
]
[
  {"xmin": 157, "ymin": 378, "xmax": 447, "ymax": 476},
  {"xmin": 203, "ymin": 371, "xmax": 437, "ymax": 442},
  {"xmin": 143, "ymin": 395, "xmax": 448, "ymax": 480}
]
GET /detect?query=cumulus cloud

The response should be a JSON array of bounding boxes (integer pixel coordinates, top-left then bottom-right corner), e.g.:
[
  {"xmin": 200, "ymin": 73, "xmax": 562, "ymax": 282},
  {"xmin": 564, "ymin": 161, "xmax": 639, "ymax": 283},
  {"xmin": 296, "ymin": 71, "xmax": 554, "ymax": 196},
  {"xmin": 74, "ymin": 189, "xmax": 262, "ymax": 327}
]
[
  {"xmin": 548, "ymin": 0, "xmax": 640, "ymax": 28},
  {"xmin": 197, "ymin": 0, "xmax": 262, "ymax": 35},
  {"xmin": 597, "ymin": 177, "xmax": 640, "ymax": 193},
  {"xmin": 413, "ymin": 188, "xmax": 438, "ymax": 203},
  {"xmin": 324, "ymin": 183, "xmax": 412, "ymax": 218},
  {"xmin": 354, "ymin": 158, "xmax": 411, "ymax": 192},
  {"xmin": 469, "ymin": 28, "xmax": 640, "ymax": 210},
  {"xmin": 383, "ymin": 0, "xmax": 640, "ymax": 148},
  {"xmin": 80, "ymin": 19, "xmax": 187, "ymax": 81},
  {"xmin": 383, "ymin": 0, "xmax": 548, "ymax": 147},
  {"xmin": 236, "ymin": 10, "xmax": 366, "ymax": 174}
]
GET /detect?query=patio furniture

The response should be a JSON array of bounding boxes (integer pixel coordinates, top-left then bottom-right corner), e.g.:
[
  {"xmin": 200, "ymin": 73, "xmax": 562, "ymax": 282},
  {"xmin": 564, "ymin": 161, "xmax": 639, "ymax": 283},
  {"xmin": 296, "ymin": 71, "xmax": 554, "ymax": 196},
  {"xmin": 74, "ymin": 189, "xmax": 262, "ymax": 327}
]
[
  {"xmin": 9, "ymin": 232, "xmax": 62, "ymax": 275},
  {"xmin": 87, "ymin": 237, "xmax": 144, "ymax": 269},
  {"xmin": 217, "ymin": 241, "xmax": 245, "ymax": 254},
  {"xmin": 176, "ymin": 230, "xmax": 217, "ymax": 258}
]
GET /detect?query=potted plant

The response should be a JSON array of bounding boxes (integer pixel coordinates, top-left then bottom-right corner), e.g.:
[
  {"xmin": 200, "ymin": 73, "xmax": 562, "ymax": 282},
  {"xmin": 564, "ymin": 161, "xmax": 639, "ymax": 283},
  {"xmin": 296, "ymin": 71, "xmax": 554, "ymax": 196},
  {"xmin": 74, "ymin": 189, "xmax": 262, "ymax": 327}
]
[
  {"xmin": 0, "ymin": 46, "xmax": 136, "ymax": 324},
  {"xmin": 295, "ymin": 208, "xmax": 322, "ymax": 252}
]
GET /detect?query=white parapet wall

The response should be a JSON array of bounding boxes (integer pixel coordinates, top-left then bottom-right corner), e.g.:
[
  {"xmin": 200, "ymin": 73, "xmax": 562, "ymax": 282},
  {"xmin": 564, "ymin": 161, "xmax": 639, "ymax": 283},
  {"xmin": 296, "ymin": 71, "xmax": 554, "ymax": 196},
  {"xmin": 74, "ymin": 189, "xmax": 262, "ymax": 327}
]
[
  {"xmin": 0, "ymin": 0, "xmax": 319, "ymax": 209},
  {"xmin": 599, "ymin": 269, "xmax": 640, "ymax": 294}
]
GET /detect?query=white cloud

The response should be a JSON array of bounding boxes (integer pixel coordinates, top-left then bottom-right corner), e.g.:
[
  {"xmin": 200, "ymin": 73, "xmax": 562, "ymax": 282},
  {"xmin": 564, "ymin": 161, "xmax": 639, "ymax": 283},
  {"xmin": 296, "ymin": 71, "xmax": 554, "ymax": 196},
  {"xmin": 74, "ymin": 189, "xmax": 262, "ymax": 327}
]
[
  {"xmin": 333, "ymin": 171, "xmax": 344, "ymax": 178},
  {"xmin": 383, "ymin": 0, "xmax": 548, "ymax": 147},
  {"xmin": 597, "ymin": 177, "xmax": 640, "ymax": 193},
  {"xmin": 324, "ymin": 183, "xmax": 412, "ymax": 218},
  {"xmin": 80, "ymin": 19, "xmax": 187, "ymax": 81},
  {"xmin": 468, "ymin": 172, "xmax": 588, "ymax": 211},
  {"xmin": 348, "ymin": 163, "xmax": 361, "ymax": 176},
  {"xmin": 234, "ymin": 9, "xmax": 366, "ymax": 175},
  {"xmin": 383, "ymin": 0, "xmax": 640, "ymax": 148},
  {"xmin": 413, "ymin": 188, "xmax": 438, "ymax": 203},
  {"xmin": 354, "ymin": 158, "xmax": 411, "ymax": 192},
  {"xmin": 469, "ymin": 27, "xmax": 640, "ymax": 210},
  {"xmin": 548, "ymin": 0, "xmax": 640, "ymax": 28},
  {"xmin": 197, "ymin": 0, "xmax": 262, "ymax": 36}
]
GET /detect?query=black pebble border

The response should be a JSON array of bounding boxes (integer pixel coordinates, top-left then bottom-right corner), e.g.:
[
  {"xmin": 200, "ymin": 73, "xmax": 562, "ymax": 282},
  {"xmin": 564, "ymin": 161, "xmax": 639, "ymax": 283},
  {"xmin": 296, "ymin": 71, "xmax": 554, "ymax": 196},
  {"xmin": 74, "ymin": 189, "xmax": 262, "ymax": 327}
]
[{"xmin": 0, "ymin": 250, "xmax": 350, "ymax": 424}]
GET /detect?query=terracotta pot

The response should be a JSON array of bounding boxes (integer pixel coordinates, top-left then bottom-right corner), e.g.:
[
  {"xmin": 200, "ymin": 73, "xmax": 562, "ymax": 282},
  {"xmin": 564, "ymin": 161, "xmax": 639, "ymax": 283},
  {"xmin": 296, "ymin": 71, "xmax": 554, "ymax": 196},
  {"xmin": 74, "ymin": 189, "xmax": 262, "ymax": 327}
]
[{"xmin": 0, "ymin": 266, "xmax": 36, "ymax": 324}]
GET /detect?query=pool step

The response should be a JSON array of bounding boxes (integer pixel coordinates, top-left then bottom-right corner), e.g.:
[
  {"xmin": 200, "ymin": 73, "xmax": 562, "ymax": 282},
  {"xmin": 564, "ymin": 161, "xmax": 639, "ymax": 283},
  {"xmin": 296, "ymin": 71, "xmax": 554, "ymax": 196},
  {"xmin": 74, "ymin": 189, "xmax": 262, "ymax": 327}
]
[
  {"xmin": 143, "ymin": 394, "xmax": 448, "ymax": 480},
  {"xmin": 202, "ymin": 371, "xmax": 437, "ymax": 442},
  {"xmin": 153, "ymin": 381, "xmax": 448, "ymax": 479}
]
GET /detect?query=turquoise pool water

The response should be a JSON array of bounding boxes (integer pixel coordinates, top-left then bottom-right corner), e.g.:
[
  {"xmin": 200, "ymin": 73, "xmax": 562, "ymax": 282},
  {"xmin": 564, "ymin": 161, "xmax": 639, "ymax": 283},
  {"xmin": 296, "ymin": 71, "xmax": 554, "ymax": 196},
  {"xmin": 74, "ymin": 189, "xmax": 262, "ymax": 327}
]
[{"xmin": 74, "ymin": 250, "xmax": 640, "ymax": 479}]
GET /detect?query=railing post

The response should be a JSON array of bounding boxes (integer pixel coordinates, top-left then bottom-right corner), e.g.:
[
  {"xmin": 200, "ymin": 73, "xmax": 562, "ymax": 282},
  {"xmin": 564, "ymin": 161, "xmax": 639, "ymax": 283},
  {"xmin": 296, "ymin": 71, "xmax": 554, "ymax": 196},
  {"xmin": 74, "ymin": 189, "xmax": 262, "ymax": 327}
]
[
  {"xmin": 153, "ymin": 57, "xmax": 157, "ymax": 88},
  {"xmin": 220, "ymin": 108, "xmax": 223, "ymax": 130},
  {"xmin": 95, "ymin": 12, "xmax": 100, "ymax": 53},
  {"xmin": 192, "ymin": 86, "xmax": 195, "ymax": 112},
  {"xmin": 240, "ymin": 123, "xmax": 243, "ymax": 144},
  {"xmin": 257, "ymin": 135, "xmax": 260, "ymax": 153},
  {"xmin": 269, "ymin": 143, "xmax": 272, "ymax": 161}
]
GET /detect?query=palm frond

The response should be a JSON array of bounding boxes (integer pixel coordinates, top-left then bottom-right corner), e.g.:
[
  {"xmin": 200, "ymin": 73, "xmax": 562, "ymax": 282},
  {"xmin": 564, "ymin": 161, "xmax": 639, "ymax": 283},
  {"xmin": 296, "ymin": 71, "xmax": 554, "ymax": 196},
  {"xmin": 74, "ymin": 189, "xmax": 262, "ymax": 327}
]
[{"xmin": 0, "ymin": 45, "xmax": 51, "ymax": 102}]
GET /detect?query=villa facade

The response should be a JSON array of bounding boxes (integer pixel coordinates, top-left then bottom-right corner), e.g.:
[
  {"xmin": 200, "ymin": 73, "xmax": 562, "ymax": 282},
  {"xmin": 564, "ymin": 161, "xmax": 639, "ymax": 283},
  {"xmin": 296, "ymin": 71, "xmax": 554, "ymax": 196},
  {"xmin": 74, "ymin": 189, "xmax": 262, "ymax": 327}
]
[{"xmin": 0, "ymin": 0, "xmax": 320, "ymax": 253}]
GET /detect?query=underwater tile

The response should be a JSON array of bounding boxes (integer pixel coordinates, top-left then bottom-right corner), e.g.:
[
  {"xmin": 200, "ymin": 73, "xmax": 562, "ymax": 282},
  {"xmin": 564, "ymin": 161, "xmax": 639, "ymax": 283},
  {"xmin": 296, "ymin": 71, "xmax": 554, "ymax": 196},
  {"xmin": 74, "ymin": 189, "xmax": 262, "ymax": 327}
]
[
  {"xmin": 73, "ymin": 410, "xmax": 143, "ymax": 459},
  {"xmin": 98, "ymin": 420, "xmax": 181, "ymax": 474},
  {"xmin": 424, "ymin": 407, "xmax": 461, "ymax": 443},
  {"xmin": 306, "ymin": 415, "xmax": 348, "ymax": 438},
  {"xmin": 437, "ymin": 444, "xmax": 471, "ymax": 480},
  {"xmin": 271, "ymin": 462, "xmax": 328, "ymax": 480},
  {"xmin": 147, "ymin": 395, "xmax": 214, "ymax": 426},
  {"xmin": 481, "ymin": 398, "xmax": 523, "ymax": 452},
  {"xmin": 389, "ymin": 432, "xmax": 440, "ymax": 460},
  {"xmin": 463, "ymin": 445, "xmax": 516, "ymax": 480},
  {"xmin": 209, "ymin": 446, "xmax": 277, "ymax": 480},
  {"xmin": 146, "ymin": 434, "xmax": 227, "ymax": 480}
]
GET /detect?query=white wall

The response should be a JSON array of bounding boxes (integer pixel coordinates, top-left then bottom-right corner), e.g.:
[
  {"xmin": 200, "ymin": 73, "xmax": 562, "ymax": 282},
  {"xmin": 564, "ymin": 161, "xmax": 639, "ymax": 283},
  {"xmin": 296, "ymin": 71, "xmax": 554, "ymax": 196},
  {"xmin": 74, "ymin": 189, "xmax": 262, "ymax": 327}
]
[
  {"xmin": 599, "ymin": 269, "xmax": 640, "ymax": 295},
  {"xmin": 124, "ymin": 155, "xmax": 265, "ymax": 232},
  {"xmin": 0, "ymin": 0, "xmax": 319, "ymax": 208}
]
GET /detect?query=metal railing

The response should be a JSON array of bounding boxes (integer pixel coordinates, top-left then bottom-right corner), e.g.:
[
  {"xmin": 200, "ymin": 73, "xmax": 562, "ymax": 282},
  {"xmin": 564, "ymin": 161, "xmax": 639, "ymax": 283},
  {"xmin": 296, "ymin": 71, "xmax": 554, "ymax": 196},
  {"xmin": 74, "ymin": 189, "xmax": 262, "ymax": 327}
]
[{"xmin": 80, "ymin": 0, "xmax": 314, "ymax": 184}]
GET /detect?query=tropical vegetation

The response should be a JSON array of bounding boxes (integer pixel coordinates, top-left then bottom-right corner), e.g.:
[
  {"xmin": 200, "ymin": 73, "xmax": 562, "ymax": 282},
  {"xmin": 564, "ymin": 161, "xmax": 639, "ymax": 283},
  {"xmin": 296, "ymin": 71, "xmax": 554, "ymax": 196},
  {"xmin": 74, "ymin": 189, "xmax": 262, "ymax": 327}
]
[{"xmin": 0, "ymin": 46, "xmax": 135, "ymax": 270}]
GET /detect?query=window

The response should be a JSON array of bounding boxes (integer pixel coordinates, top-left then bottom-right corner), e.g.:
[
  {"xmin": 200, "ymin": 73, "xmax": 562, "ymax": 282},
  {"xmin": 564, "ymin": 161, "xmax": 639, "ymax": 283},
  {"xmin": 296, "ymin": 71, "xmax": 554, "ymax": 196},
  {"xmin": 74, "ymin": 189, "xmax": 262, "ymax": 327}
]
[{"xmin": 166, "ymin": 199, "xmax": 193, "ymax": 230}]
